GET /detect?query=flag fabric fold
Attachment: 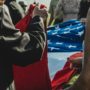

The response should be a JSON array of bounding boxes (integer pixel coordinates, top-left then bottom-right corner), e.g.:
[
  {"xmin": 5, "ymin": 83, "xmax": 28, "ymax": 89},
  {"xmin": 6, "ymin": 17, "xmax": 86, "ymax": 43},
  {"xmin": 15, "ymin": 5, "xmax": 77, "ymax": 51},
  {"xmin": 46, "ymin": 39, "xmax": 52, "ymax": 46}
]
[
  {"xmin": 52, "ymin": 52, "xmax": 83, "ymax": 90},
  {"xmin": 47, "ymin": 19, "xmax": 85, "ymax": 52}
]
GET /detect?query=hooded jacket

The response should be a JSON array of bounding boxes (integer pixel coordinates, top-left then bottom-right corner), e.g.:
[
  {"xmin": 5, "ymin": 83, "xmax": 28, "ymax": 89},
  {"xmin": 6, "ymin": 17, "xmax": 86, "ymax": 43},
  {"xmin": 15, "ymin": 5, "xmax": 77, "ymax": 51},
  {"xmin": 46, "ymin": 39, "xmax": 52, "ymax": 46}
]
[{"xmin": 0, "ymin": 5, "xmax": 46, "ymax": 89}]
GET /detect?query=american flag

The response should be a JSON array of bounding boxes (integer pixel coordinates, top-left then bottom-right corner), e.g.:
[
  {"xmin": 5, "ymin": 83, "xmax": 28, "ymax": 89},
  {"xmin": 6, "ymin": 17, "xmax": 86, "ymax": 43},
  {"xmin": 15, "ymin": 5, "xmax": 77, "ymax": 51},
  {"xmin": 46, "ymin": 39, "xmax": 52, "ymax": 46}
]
[{"xmin": 47, "ymin": 19, "xmax": 85, "ymax": 52}]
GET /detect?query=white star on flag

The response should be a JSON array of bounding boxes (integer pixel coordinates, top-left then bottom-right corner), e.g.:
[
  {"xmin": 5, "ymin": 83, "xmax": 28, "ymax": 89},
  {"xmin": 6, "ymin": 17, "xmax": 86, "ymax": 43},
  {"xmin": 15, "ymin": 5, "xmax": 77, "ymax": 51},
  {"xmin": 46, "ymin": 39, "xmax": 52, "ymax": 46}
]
[
  {"xmin": 76, "ymin": 31, "xmax": 84, "ymax": 36},
  {"xmin": 68, "ymin": 45, "xmax": 76, "ymax": 48},
  {"xmin": 56, "ymin": 42, "xmax": 63, "ymax": 45}
]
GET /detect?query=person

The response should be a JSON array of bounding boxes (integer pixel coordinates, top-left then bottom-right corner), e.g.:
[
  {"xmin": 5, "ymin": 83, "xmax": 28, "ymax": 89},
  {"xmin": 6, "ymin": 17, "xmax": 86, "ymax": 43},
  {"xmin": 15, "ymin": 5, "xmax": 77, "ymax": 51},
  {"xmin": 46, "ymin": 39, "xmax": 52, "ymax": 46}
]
[
  {"xmin": 66, "ymin": 8, "xmax": 90, "ymax": 90},
  {"xmin": 0, "ymin": 0, "xmax": 48, "ymax": 90},
  {"xmin": 78, "ymin": 0, "xmax": 90, "ymax": 23},
  {"xmin": 5, "ymin": 0, "xmax": 25, "ymax": 25},
  {"xmin": 14, "ymin": 4, "xmax": 52, "ymax": 90},
  {"xmin": 48, "ymin": 0, "xmax": 63, "ymax": 25},
  {"xmin": 54, "ymin": 0, "xmax": 81, "ymax": 22}
]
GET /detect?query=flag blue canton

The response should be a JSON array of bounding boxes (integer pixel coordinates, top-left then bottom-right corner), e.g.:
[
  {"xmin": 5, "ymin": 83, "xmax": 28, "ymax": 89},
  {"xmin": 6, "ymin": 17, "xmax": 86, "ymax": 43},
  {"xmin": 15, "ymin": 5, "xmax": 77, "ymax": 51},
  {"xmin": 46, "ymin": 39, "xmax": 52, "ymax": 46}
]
[{"xmin": 47, "ymin": 19, "xmax": 85, "ymax": 52}]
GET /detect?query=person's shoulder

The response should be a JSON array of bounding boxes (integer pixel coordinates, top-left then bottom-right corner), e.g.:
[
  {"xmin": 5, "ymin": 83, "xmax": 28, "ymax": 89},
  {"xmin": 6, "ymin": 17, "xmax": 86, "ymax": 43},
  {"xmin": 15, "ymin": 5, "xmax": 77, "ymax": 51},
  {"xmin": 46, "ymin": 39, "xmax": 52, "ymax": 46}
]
[
  {"xmin": 3, "ymin": 5, "xmax": 10, "ymax": 12},
  {"xmin": 3, "ymin": 4, "xmax": 8, "ymax": 9}
]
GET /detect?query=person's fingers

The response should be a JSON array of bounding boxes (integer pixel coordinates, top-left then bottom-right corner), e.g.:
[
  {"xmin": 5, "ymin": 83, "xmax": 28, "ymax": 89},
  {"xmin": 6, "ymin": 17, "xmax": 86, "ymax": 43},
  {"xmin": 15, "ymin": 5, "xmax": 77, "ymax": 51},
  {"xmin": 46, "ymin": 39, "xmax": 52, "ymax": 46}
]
[
  {"xmin": 70, "ymin": 63, "xmax": 73, "ymax": 69},
  {"xmin": 32, "ymin": 6, "xmax": 39, "ymax": 18},
  {"xmin": 32, "ymin": 5, "xmax": 48, "ymax": 20},
  {"xmin": 39, "ymin": 8, "xmax": 48, "ymax": 18}
]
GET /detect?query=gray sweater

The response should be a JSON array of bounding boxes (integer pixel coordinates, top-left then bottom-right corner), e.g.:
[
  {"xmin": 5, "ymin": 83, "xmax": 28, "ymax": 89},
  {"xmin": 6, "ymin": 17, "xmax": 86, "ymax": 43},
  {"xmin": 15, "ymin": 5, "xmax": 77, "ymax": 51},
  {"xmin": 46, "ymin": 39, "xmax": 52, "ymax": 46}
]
[{"xmin": 55, "ymin": 0, "xmax": 81, "ymax": 21}]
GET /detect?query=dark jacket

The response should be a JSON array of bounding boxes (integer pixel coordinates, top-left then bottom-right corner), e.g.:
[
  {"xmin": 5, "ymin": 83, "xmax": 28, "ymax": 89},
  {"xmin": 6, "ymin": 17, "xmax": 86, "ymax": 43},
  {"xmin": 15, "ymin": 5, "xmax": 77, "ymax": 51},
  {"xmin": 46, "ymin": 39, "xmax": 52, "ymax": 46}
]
[
  {"xmin": 0, "ymin": 5, "xmax": 46, "ymax": 89},
  {"xmin": 78, "ymin": 1, "xmax": 90, "ymax": 19}
]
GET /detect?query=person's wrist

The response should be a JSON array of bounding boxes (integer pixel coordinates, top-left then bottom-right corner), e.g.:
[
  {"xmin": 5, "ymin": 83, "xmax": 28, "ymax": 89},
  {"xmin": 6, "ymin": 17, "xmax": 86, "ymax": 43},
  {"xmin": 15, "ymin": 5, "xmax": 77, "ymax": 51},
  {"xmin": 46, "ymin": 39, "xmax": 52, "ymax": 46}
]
[
  {"xmin": 31, "ymin": 6, "xmax": 40, "ymax": 18},
  {"xmin": 32, "ymin": 13, "xmax": 40, "ymax": 18}
]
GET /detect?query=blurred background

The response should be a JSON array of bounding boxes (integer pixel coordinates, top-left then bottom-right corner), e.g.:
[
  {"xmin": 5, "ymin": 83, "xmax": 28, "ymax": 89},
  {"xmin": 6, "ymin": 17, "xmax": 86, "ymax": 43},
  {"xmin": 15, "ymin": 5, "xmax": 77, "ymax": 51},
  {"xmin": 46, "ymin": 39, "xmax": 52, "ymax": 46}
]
[{"xmin": 17, "ymin": 0, "xmax": 51, "ymax": 10}]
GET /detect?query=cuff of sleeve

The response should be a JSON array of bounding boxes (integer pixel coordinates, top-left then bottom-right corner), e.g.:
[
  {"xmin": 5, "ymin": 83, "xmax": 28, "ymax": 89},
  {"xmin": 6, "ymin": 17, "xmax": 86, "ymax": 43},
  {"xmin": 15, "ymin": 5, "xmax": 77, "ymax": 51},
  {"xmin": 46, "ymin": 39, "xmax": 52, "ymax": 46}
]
[{"xmin": 31, "ymin": 16, "xmax": 41, "ymax": 23}]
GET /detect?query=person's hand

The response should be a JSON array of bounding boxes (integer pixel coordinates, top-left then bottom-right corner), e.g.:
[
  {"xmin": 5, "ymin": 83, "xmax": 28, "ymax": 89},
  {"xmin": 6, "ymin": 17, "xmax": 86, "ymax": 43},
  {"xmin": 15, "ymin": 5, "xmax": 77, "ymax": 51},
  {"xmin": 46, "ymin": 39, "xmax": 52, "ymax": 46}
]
[
  {"xmin": 80, "ymin": 18, "xmax": 87, "ymax": 24},
  {"xmin": 0, "ymin": 0, "xmax": 5, "ymax": 6},
  {"xmin": 68, "ymin": 57, "xmax": 82, "ymax": 69},
  {"xmin": 32, "ymin": 6, "xmax": 48, "ymax": 20}
]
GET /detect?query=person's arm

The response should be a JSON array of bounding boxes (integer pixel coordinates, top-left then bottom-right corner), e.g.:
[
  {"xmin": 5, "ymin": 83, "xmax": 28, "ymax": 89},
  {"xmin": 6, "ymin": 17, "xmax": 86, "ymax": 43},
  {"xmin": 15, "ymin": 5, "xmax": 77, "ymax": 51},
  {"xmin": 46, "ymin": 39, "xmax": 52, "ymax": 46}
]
[
  {"xmin": 48, "ymin": 1, "xmax": 54, "ymax": 25},
  {"xmin": 78, "ymin": 1, "xmax": 82, "ymax": 19},
  {"xmin": 54, "ymin": 0, "xmax": 63, "ymax": 20},
  {"xmin": 66, "ymin": 8, "xmax": 90, "ymax": 90},
  {"xmin": 12, "ymin": 15, "xmax": 46, "ymax": 66},
  {"xmin": 68, "ymin": 57, "xmax": 82, "ymax": 69},
  {"xmin": 84, "ymin": 8, "xmax": 90, "ymax": 61},
  {"xmin": 0, "ymin": 5, "xmax": 47, "ymax": 66}
]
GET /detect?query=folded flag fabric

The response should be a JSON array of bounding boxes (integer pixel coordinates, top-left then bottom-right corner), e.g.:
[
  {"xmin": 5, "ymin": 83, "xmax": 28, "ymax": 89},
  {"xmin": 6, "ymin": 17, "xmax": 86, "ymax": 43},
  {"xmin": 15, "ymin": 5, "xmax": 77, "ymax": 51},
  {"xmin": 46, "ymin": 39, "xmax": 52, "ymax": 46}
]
[
  {"xmin": 52, "ymin": 52, "xmax": 83, "ymax": 90},
  {"xmin": 47, "ymin": 19, "xmax": 85, "ymax": 52}
]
